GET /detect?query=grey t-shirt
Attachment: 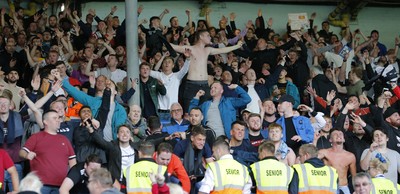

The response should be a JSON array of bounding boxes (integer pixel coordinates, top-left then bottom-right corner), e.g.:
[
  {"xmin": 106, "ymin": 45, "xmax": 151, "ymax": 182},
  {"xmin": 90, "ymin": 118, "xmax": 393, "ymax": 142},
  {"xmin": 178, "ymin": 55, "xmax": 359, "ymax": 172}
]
[
  {"xmin": 206, "ymin": 100, "xmax": 225, "ymax": 137},
  {"xmin": 361, "ymin": 148, "xmax": 400, "ymax": 184}
]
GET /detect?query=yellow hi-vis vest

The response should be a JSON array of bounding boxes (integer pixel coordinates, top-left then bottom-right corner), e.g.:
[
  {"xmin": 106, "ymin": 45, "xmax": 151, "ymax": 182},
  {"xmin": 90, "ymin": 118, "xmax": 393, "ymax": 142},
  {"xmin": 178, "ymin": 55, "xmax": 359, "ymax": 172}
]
[
  {"xmin": 293, "ymin": 163, "xmax": 338, "ymax": 194},
  {"xmin": 207, "ymin": 158, "xmax": 249, "ymax": 194},
  {"xmin": 124, "ymin": 160, "xmax": 167, "ymax": 194},
  {"xmin": 250, "ymin": 159, "xmax": 294, "ymax": 194},
  {"xmin": 371, "ymin": 178, "xmax": 400, "ymax": 194}
]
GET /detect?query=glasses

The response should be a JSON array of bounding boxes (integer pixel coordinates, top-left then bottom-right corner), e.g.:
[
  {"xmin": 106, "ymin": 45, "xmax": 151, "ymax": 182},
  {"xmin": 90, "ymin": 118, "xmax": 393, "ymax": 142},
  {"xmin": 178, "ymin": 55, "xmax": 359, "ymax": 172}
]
[{"xmin": 171, "ymin": 109, "xmax": 182, "ymax": 113}]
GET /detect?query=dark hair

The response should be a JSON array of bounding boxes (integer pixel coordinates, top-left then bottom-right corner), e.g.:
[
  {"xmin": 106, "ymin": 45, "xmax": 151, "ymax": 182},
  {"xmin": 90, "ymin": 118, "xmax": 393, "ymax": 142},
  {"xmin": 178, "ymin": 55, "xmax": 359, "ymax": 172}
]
[
  {"xmin": 329, "ymin": 128, "xmax": 344, "ymax": 136},
  {"xmin": 231, "ymin": 120, "xmax": 246, "ymax": 129},
  {"xmin": 191, "ymin": 125, "xmax": 206, "ymax": 137},
  {"xmin": 322, "ymin": 21, "xmax": 329, "ymax": 25},
  {"xmin": 157, "ymin": 142, "xmax": 173, "ymax": 154},
  {"xmin": 139, "ymin": 141, "xmax": 155, "ymax": 156},
  {"xmin": 139, "ymin": 61, "xmax": 151, "ymax": 69},
  {"xmin": 189, "ymin": 107, "xmax": 203, "ymax": 114},
  {"xmin": 85, "ymin": 154, "xmax": 103, "ymax": 164},
  {"xmin": 147, "ymin": 116, "xmax": 161, "ymax": 131},
  {"xmin": 169, "ymin": 16, "xmax": 177, "ymax": 23},
  {"xmin": 372, "ymin": 128, "xmax": 388, "ymax": 137},
  {"xmin": 248, "ymin": 113, "xmax": 261, "ymax": 120},
  {"xmin": 117, "ymin": 124, "xmax": 132, "ymax": 134},
  {"xmin": 79, "ymin": 106, "xmax": 91, "ymax": 115},
  {"xmin": 194, "ymin": 30, "xmax": 209, "ymax": 43}
]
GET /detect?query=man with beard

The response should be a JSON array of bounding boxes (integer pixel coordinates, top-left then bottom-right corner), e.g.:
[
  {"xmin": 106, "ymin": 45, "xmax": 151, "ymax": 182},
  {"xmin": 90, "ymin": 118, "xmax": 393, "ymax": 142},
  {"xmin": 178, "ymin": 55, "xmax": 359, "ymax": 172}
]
[
  {"xmin": 318, "ymin": 128, "xmax": 356, "ymax": 194},
  {"xmin": 246, "ymin": 113, "xmax": 268, "ymax": 149},
  {"xmin": 2, "ymin": 69, "xmax": 22, "ymax": 110}
]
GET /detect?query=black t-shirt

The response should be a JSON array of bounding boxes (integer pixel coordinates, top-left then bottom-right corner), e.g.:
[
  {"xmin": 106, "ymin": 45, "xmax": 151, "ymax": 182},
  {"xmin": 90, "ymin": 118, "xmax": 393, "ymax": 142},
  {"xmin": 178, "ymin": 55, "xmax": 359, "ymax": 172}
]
[
  {"xmin": 67, "ymin": 162, "xmax": 90, "ymax": 194},
  {"xmin": 141, "ymin": 81, "xmax": 157, "ymax": 118},
  {"xmin": 284, "ymin": 117, "xmax": 301, "ymax": 154},
  {"xmin": 249, "ymin": 133, "xmax": 264, "ymax": 148}
]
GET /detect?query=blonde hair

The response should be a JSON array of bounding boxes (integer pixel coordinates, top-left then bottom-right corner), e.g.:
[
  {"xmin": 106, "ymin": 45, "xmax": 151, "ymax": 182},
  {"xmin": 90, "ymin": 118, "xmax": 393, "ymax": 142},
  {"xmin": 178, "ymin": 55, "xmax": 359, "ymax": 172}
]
[{"xmin": 370, "ymin": 158, "xmax": 389, "ymax": 174}]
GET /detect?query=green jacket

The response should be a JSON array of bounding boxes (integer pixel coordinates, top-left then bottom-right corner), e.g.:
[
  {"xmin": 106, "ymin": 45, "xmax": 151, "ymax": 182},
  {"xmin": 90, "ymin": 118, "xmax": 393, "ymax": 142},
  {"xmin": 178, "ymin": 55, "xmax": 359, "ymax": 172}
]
[{"xmin": 139, "ymin": 77, "xmax": 167, "ymax": 115}]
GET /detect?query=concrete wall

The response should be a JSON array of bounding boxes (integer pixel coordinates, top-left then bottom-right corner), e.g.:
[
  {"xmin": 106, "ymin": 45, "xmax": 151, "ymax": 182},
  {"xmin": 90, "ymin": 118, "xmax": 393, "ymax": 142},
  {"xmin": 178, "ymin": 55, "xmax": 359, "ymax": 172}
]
[{"xmin": 80, "ymin": 1, "xmax": 400, "ymax": 49}]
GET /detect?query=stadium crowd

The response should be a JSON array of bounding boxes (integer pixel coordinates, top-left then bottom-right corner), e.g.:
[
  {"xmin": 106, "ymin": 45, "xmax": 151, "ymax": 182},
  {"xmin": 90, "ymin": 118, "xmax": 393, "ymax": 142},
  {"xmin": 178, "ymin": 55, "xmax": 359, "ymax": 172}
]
[{"xmin": 0, "ymin": 0, "xmax": 400, "ymax": 194}]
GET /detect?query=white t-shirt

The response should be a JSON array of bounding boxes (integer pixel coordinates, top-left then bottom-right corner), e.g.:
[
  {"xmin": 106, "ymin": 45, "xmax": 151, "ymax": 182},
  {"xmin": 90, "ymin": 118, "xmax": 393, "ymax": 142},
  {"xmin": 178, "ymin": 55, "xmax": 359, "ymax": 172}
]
[
  {"xmin": 96, "ymin": 67, "xmax": 127, "ymax": 83},
  {"xmin": 150, "ymin": 59, "xmax": 190, "ymax": 110}
]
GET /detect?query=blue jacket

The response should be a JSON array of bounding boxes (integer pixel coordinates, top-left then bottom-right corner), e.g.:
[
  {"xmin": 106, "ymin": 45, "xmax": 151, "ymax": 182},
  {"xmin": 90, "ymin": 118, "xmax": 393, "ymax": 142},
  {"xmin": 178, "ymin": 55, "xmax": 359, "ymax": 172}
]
[
  {"xmin": 276, "ymin": 116, "xmax": 314, "ymax": 144},
  {"xmin": 189, "ymin": 86, "xmax": 251, "ymax": 139},
  {"xmin": 62, "ymin": 79, "xmax": 127, "ymax": 140}
]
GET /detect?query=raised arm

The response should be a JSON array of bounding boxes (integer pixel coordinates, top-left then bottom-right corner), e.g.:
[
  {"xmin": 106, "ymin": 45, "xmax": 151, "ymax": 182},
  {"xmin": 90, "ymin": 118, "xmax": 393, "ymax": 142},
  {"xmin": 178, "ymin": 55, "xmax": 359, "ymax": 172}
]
[
  {"xmin": 19, "ymin": 86, "xmax": 44, "ymax": 129},
  {"xmin": 209, "ymin": 41, "xmax": 243, "ymax": 55}
]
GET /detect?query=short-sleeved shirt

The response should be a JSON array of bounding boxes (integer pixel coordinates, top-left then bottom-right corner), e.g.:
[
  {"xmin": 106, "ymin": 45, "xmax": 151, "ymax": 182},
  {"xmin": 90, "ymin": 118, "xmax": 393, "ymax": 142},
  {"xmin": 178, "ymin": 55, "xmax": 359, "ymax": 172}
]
[
  {"xmin": 0, "ymin": 149, "xmax": 14, "ymax": 186},
  {"xmin": 23, "ymin": 131, "xmax": 76, "ymax": 186},
  {"xmin": 66, "ymin": 162, "xmax": 90, "ymax": 194},
  {"xmin": 360, "ymin": 148, "xmax": 400, "ymax": 184}
]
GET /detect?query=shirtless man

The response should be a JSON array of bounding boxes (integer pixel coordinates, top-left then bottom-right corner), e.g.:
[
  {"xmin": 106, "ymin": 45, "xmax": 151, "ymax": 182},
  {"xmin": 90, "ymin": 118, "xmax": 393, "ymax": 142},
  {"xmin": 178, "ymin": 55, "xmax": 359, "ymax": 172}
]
[
  {"xmin": 318, "ymin": 128, "xmax": 356, "ymax": 194},
  {"xmin": 170, "ymin": 30, "xmax": 243, "ymax": 113}
]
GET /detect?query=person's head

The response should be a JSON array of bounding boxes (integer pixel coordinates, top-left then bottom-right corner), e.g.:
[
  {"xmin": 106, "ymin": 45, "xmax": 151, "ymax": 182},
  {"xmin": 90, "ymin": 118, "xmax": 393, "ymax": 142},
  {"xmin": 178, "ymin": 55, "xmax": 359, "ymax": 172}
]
[
  {"xmin": 263, "ymin": 99, "xmax": 277, "ymax": 116},
  {"xmin": 370, "ymin": 30, "xmax": 379, "ymax": 41},
  {"xmin": 329, "ymin": 128, "xmax": 345, "ymax": 145},
  {"xmin": 138, "ymin": 141, "xmax": 155, "ymax": 158},
  {"xmin": 368, "ymin": 158, "xmax": 388, "ymax": 177},
  {"xmin": 43, "ymin": 110, "xmax": 62, "ymax": 132},
  {"xmin": 86, "ymin": 14, "xmax": 94, "ymax": 24},
  {"xmin": 170, "ymin": 16, "xmax": 179, "ymax": 28},
  {"xmin": 0, "ymin": 95, "xmax": 11, "ymax": 115},
  {"xmin": 95, "ymin": 75, "xmax": 107, "ymax": 91},
  {"xmin": 97, "ymin": 21, "xmax": 106, "ymax": 31},
  {"xmin": 28, "ymin": 22, "xmax": 38, "ymax": 33},
  {"xmin": 288, "ymin": 49, "xmax": 299, "ymax": 63},
  {"xmin": 189, "ymin": 107, "xmax": 204, "ymax": 126},
  {"xmin": 214, "ymin": 65, "xmax": 223, "ymax": 77},
  {"xmin": 221, "ymin": 70, "xmax": 233, "ymax": 84},
  {"xmin": 352, "ymin": 172, "xmax": 372, "ymax": 194},
  {"xmin": 147, "ymin": 116, "xmax": 162, "ymax": 133},
  {"xmin": 298, "ymin": 144, "xmax": 318, "ymax": 163},
  {"xmin": 128, "ymin": 105, "xmax": 142, "ymax": 122},
  {"xmin": 384, "ymin": 107, "xmax": 400, "ymax": 128},
  {"xmin": 162, "ymin": 56, "xmax": 174, "ymax": 73},
  {"xmin": 212, "ymin": 138, "xmax": 230, "ymax": 160},
  {"xmin": 6, "ymin": 69, "xmax": 19, "ymax": 84},
  {"xmin": 50, "ymin": 100, "xmax": 66, "ymax": 118},
  {"xmin": 107, "ymin": 54, "xmax": 119, "ymax": 68},
  {"xmin": 139, "ymin": 62, "xmax": 151, "ymax": 78},
  {"xmin": 240, "ymin": 109, "xmax": 251, "ymax": 122},
  {"xmin": 347, "ymin": 95, "xmax": 360, "ymax": 110},
  {"xmin": 117, "ymin": 125, "xmax": 132, "ymax": 143},
  {"xmin": 150, "ymin": 16, "xmax": 161, "ymax": 28},
  {"xmin": 84, "ymin": 154, "xmax": 103, "ymax": 176},
  {"xmin": 55, "ymin": 61, "xmax": 67, "ymax": 77},
  {"xmin": 372, "ymin": 128, "xmax": 388, "ymax": 147},
  {"xmin": 156, "ymin": 143, "xmax": 173, "ymax": 166},
  {"xmin": 170, "ymin": 103, "xmax": 183, "ymax": 121},
  {"xmin": 258, "ymin": 141, "xmax": 275, "ymax": 160},
  {"xmin": 112, "ymin": 16, "xmax": 120, "ymax": 28},
  {"xmin": 48, "ymin": 50, "xmax": 59, "ymax": 65},
  {"xmin": 17, "ymin": 33, "xmax": 27, "ymax": 46},
  {"xmin": 349, "ymin": 66, "xmax": 363, "ymax": 84},
  {"xmin": 79, "ymin": 106, "xmax": 92, "ymax": 120},
  {"xmin": 322, "ymin": 116, "xmax": 333, "ymax": 133},
  {"xmin": 195, "ymin": 30, "xmax": 211, "ymax": 45},
  {"xmin": 267, "ymin": 123, "xmax": 283, "ymax": 142},
  {"xmin": 230, "ymin": 120, "xmax": 246, "ymax": 142},
  {"xmin": 49, "ymin": 15, "xmax": 58, "ymax": 27},
  {"xmin": 278, "ymin": 94, "xmax": 295, "ymax": 114},
  {"xmin": 248, "ymin": 113, "xmax": 262, "ymax": 132},
  {"xmin": 18, "ymin": 172, "xmax": 43, "ymax": 194},
  {"xmin": 321, "ymin": 21, "xmax": 330, "ymax": 31},
  {"xmin": 245, "ymin": 68, "xmax": 257, "ymax": 82},
  {"xmin": 87, "ymin": 168, "xmax": 113, "ymax": 194},
  {"xmin": 256, "ymin": 38, "xmax": 267, "ymax": 50},
  {"xmin": 210, "ymin": 82, "xmax": 224, "ymax": 98},
  {"xmin": 190, "ymin": 125, "xmax": 206, "ymax": 150}
]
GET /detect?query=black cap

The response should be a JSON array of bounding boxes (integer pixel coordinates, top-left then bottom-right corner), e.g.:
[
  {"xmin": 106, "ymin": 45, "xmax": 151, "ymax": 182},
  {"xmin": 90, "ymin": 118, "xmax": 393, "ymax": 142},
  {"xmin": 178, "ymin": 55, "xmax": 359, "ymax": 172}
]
[
  {"xmin": 278, "ymin": 94, "xmax": 295, "ymax": 104},
  {"xmin": 384, "ymin": 107, "xmax": 398, "ymax": 119}
]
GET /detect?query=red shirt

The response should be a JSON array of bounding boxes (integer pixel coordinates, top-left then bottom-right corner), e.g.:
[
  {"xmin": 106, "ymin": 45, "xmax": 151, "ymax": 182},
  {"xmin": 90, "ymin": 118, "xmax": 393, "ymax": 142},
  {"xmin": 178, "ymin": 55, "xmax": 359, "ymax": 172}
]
[
  {"xmin": 0, "ymin": 149, "xmax": 14, "ymax": 188},
  {"xmin": 23, "ymin": 131, "xmax": 75, "ymax": 186}
]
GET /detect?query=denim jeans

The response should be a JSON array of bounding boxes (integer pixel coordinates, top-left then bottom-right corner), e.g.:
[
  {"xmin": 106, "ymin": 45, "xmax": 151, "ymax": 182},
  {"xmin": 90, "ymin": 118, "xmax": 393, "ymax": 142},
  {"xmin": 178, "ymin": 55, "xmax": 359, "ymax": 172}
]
[
  {"xmin": 3, "ymin": 163, "xmax": 23, "ymax": 192},
  {"xmin": 40, "ymin": 185, "xmax": 60, "ymax": 194}
]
